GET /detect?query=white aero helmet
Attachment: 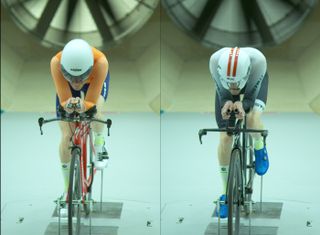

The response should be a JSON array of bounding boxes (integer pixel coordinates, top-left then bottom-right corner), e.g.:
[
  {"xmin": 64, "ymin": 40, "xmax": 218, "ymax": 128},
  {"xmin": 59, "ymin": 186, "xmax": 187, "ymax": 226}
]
[
  {"xmin": 60, "ymin": 39, "xmax": 94, "ymax": 83},
  {"xmin": 217, "ymin": 47, "xmax": 251, "ymax": 90}
]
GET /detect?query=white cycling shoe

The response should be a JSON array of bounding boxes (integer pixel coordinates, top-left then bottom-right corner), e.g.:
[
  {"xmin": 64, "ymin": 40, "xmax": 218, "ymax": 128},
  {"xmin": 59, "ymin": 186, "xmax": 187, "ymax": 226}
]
[
  {"xmin": 60, "ymin": 207, "xmax": 68, "ymax": 218},
  {"xmin": 94, "ymin": 145, "xmax": 109, "ymax": 170}
]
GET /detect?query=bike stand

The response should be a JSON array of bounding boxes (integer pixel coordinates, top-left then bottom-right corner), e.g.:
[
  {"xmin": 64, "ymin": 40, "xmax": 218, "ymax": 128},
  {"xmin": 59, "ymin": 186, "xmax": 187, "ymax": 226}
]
[
  {"xmin": 45, "ymin": 201, "xmax": 123, "ymax": 235},
  {"xmin": 260, "ymin": 176, "xmax": 263, "ymax": 213},
  {"xmin": 44, "ymin": 223, "xmax": 118, "ymax": 235},
  {"xmin": 212, "ymin": 198, "xmax": 224, "ymax": 235},
  {"xmin": 208, "ymin": 202, "xmax": 283, "ymax": 235},
  {"xmin": 243, "ymin": 201, "xmax": 283, "ymax": 219},
  {"xmin": 205, "ymin": 222, "xmax": 279, "ymax": 235},
  {"xmin": 50, "ymin": 201, "xmax": 123, "ymax": 218}
]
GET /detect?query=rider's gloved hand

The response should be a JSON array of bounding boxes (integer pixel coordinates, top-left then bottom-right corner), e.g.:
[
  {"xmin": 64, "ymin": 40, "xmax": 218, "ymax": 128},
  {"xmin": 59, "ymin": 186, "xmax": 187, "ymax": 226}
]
[
  {"xmin": 64, "ymin": 97, "xmax": 77, "ymax": 113},
  {"xmin": 73, "ymin": 97, "xmax": 86, "ymax": 113},
  {"xmin": 64, "ymin": 97, "xmax": 86, "ymax": 113},
  {"xmin": 221, "ymin": 101, "xmax": 233, "ymax": 120},
  {"xmin": 233, "ymin": 101, "xmax": 245, "ymax": 120}
]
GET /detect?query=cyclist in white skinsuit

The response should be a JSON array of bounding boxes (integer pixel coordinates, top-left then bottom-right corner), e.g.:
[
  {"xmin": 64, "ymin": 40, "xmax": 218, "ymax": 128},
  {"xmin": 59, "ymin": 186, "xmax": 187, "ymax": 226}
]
[{"xmin": 209, "ymin": 47, "xmax": 269, "ymax": 218}]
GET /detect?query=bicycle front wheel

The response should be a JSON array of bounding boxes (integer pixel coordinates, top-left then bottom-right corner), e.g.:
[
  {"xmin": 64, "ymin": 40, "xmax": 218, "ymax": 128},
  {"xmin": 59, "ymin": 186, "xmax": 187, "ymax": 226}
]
[
  {"xmin": 228, "ymin": 148, "xmax": 242, "ymax": 235},
  {"xmin": 68, "ymin": 148, "xmax": 82, "ymax": 235}
]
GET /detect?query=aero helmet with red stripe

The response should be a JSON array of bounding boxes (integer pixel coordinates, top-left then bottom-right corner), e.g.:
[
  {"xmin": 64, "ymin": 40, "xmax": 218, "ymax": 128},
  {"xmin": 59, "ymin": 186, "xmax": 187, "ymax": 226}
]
[
  {"xmin": 61, "ymin": 39, "xmax": 94, "ymax": 83},
  {"xmin": 217, "ymin": 47, "xmax": 251, "ymax": 90}
]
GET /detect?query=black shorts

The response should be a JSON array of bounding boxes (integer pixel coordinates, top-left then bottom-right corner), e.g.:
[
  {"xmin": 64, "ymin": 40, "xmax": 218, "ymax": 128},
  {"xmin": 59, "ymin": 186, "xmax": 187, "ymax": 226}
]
[{"xmin": 215, "ymin": 73, "xmax": 269, "ymax": 128}]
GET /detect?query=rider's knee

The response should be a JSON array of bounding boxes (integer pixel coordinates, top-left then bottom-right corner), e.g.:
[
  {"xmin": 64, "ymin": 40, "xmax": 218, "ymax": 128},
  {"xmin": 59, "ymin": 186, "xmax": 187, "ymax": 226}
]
[
  {"xmin": 59, "ymin": 125, "xmax": 72, "ymax": 144},
  {"xmin": 92, "ymin": 96, "xmax": 104, "ymax": 118},
  {"xmin": 220, "ymin": 132, "xmax": 233, "ymax": 146},
  {"xmin": 247, "ymin": 111, "xmax": 261, "ymax": 128},
  {"xmin": 61, "ymin": 133, "xmax": 72, "ymax": 147}
]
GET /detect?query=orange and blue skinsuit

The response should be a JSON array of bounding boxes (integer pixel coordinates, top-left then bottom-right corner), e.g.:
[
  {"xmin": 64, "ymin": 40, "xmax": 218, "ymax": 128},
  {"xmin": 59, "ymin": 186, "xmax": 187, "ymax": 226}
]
[{"xmin": 50, "ymin": 47, "xmax": 110, "ymax": 116}]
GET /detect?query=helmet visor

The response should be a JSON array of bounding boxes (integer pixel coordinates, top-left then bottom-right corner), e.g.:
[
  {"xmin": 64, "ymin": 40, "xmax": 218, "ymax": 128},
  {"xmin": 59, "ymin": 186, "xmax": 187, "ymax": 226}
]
[
  {"xmin": 61, "ymin": 65, "xmax": 93, "ymax": 83},
  {"xmin": 226, "ymin": 81, "xmax": 241, "ymax": 89},
  {"xmin": 224, "ymin": 72, "xmax": 249, "ymax": 90}
]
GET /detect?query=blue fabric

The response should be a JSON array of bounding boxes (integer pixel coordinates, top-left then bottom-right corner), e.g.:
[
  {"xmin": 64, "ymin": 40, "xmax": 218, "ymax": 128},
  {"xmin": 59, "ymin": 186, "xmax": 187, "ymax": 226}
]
[
  {"xmin": 254, "ymin": 146, "xmax": 269, "ymax": 175},
  {"xmin": 56, "ymin": 72, "xmax": 110, "ymax": 117},
  {"xmin": 215, "ymin": 194, "xmax": 228, "ymax": 218}
]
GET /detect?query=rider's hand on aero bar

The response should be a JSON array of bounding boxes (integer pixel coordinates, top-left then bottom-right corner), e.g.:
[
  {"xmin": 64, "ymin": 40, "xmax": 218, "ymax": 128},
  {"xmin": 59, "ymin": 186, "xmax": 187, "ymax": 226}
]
[
  {"xmin": 38, "ymin": 105, "xmax": 112, "ymax": 136},
  {"xmin": 65, "ymin": 97, "xmax": 85, "ymax": 114},
  {"xmin": 222, "ymin": 101, "xmax": 245, "ymax": 120},
  {"xmin": 233, "ymin": 101, "xmax": 245, "ymax": 119},
  {"xmin": 198, "ymin": 110, "xmax": 268, "ymax": 145},
  {"xmin": 221, "ymin": 101, "xmax": 233, "ymax": 120}
]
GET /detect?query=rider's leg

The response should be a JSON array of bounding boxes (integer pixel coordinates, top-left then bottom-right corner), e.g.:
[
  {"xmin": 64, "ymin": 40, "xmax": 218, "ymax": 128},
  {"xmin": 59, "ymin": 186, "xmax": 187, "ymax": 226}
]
[
  {"xmin": 218, "ymin": 132, "xmax": 233, "ymax": 193},
  {"xmin": 247, "ymin": 110, "xmax": 264, "ymax": 145},
  {"xmin": 215, "ymin": 92, "xmax": 235, "ymax": 194},
  {"xmin": 214, "ymin": 92, "xmax": 236, "ymax": 218},
  {"xmin": 215, "ymin": 132, "xmax": 233, "ymax": 218},
  {"xmin": 91, "ymin": 95, "xmax": 108, "ymax": 169},
  {"xmin": 247, "ymin": 110, "xmax": 269, "ymax": 175},
  {"xmin": 91, "ymin": 95, "xmax": 106, "ymax": 140},
  {"xmin": 248, "ymin": 73, "xmax": 269, "ymax": 176},
  {"xmin": 59, "ymin": 121, "xmax": 75, "ymax": 194}
]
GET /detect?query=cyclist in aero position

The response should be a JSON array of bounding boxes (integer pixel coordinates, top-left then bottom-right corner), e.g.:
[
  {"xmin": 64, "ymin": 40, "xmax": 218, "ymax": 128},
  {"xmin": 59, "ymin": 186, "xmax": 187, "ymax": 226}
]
[
  {"xmin": 209, "ymin": 47, "xmax": 269, "ymax": 218},
  {"xmin": 50, "ymin": 39, "xmax": 110, "ymax": 215}
]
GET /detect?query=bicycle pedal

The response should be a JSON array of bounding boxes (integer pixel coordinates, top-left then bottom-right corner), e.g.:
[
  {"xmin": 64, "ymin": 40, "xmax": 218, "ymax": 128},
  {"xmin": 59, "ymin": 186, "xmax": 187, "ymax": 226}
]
[
  {"xmin": 54, "ymin": 198, "xmax": 67, "ymax": 206},
  {"xmin": 83, "ymin": 198, "xmax": 94, "ymax": 202},
  {"xmin": 213, "ymin": 200, "xmax": 226, "ymax": 205},
  {"xmin": 246, "ymin": 164, "xmax": 254, "ymax": 169},
  {"xmin": 70, "ymin": 199, "xmax": 82, "ymax": 205}
]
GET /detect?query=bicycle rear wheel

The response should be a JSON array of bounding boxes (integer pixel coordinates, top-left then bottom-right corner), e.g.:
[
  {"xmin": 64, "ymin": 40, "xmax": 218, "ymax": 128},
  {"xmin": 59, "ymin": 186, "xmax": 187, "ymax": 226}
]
[
  {"xmin": 83, "ymin": 164, "xmax": 93, "ymax": 217},
  {"xmin": 68, "ymin": 148, "xmax": 82, "ymax": 235},
  {"xmin": 228, "ymin": 148, "xmax": 242, "ymax": 235},
  {"xmin": 83, "ymin": 131, "xmax": 94, "ymax": 216}
]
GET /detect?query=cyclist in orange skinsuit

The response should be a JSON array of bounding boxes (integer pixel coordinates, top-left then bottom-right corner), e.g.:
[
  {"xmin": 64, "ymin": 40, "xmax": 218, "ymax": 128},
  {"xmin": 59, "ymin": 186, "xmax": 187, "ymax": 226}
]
[{"xmin": 50, "ymin": 39, "xmax": 110, "ymax": 216}]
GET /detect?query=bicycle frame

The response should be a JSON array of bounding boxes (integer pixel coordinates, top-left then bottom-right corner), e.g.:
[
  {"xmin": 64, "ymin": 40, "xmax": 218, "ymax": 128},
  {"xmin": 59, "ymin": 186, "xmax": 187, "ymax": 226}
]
[
  {"xmin": 68, "ymin": 121, "xmax": 96, "ymax": 203},
  {"xmin": 226, "ymin": 118, "xmax": 250, "ymax": 218},
  {"xmin": 38, "ymin": 106, "xmax": 112, "ymax": 235},
  {"xmin": 199, "ymin": 114, "xmax": 268, "ymax": 235},
  {"xmin": 228, "ymin": 117, "xmax": 248, "ymax": 202}
]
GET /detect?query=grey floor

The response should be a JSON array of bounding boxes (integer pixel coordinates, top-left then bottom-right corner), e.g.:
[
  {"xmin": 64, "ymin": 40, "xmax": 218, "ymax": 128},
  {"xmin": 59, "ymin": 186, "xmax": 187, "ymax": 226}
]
[
  {"xmin": 1, "ymin": 112, "xmax": 160, "ymax": 235},
  {"xmin": 161, "ymin": 112, "xmax": 320, "ymax": 235},
  {"xmin": 1, "ymin": 112, "xmax": 320, "ymax": 235}
]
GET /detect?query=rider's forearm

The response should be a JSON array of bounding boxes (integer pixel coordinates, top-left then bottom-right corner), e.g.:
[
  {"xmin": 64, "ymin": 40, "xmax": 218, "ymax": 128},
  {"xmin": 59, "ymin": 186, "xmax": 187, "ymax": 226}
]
[
  {"xmin": 84, "ymin": 59, "xmax": 108, "ymax": 111},
  {"xmin": 242, "ymin": 59, "xmax": 266, "ymax": 112},
  {"xmin": 50, "ymin": 57, "xmax": 73, "ymax": 105},
  {"xmin": 215, "ymin": 85, "xmax": 233, "ymax": 108}
]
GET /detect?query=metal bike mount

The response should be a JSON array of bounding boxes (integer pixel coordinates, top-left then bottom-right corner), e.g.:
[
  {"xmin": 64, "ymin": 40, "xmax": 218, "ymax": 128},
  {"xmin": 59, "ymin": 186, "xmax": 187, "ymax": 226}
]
[
  {"xmin": 213, "ymin": 198, "xmax": 226, "ymax": 235},
  {"xmin": 48, "ymin": 200, "xmax": 122, "ymax": 235},
  {"xmin": 54, "ymin": 197, "xmax": 85, "ymax": 235},
  {"xmin": 88, "ymin": 197, "xmax": 93, "ymax": 235},
  {"xmin": 211, "ymin": 176, "xmax": 274, "ymax": 235},
  {"xmin": 54, "ymin": 197, "xmax": 95, "ymax": 235},
  {"xmin": 100, "ymin": 169, "xmax": 104, "ymax": 212},
  {"xmin": 55, "ymin": 197, "xmax": 63, "ymax": 235},
  {"xmin": 47, "ymin": 170, "xmax": 106, "ymax": 234},
  {"xmin": 260, "ymin": 176, "xmax": 263, "ymax": 213}
]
